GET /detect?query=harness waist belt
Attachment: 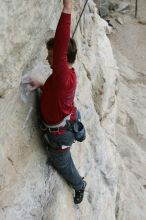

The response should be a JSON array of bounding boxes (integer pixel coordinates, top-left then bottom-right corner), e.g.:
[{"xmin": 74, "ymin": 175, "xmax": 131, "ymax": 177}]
[
  {"xmin": 47, "ymin": 126, "xmax": 67, "ymax": 132},
  {"xmin": 43, "ymin": 114, "xmax": 72, "ymax": 129}
]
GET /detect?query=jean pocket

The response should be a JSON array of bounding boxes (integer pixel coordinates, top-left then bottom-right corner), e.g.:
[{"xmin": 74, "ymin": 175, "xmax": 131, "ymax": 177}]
[
  {"xmin": 56, "ymin": 130, "xmax": 75, "ymax": 146},
  {"xmin": 46, "ymin": 130, "xmax": 75, "ymax": 147}
]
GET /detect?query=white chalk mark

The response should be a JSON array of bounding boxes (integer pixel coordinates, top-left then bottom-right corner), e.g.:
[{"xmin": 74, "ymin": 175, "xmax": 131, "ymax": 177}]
[{"xmin": 22, "ymin": 106, "xmax": 33, "ymax": 129}]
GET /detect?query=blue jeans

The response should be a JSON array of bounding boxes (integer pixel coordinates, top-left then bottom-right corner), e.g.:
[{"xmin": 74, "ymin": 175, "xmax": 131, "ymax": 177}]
[
  {"xmin": 47, "ymin": 148, "xmax": 83, "ymax": 190},
  {"xmin": 35, "ymin": 89, "xmax": 84, "ymax": 190}
]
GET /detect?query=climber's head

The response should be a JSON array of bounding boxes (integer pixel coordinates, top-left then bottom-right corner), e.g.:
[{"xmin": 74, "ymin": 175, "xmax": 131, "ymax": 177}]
[{"xmin": 46, "ymin": 38, "xmax": 77, "ymax": 68}]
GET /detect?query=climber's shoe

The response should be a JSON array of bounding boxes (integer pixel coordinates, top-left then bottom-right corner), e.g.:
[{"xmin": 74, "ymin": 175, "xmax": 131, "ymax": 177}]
[{"xmin": 74, "ymin": 180, "xmax": 87, "ymax": 204}]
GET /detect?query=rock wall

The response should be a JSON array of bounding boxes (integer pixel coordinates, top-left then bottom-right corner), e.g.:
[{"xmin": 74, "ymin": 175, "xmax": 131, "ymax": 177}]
[
  {"xmin": 0, "ymin": 0, "xmax": 145, "ymax": 220},
  {"xmin": 138, "ymin": 0, "xmax": 146, "ymax": 23}
]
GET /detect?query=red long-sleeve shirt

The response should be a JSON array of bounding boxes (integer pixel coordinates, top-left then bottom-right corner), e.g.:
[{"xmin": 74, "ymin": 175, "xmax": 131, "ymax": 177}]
[{"xmin": 40, "ymin": 13, "xmax": 77, "ymax": 125}]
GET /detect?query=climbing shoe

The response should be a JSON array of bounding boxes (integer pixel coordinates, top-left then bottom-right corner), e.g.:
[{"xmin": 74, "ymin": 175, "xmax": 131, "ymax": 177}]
[{"xmin": 74, "ymin": 180, "xmax": 87, "ymax": 204}]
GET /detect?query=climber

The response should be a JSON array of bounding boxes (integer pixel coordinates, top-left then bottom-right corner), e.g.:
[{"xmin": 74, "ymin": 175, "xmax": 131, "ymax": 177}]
[{"xmin": 31, "ymin": 0, "xmax": 87, "ymax": 204}]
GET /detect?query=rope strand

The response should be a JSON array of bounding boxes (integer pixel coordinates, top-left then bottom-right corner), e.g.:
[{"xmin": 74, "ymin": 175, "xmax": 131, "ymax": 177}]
[{"xmin": 72, "ymin": 0, "xmax": 89, "ymax": 38}]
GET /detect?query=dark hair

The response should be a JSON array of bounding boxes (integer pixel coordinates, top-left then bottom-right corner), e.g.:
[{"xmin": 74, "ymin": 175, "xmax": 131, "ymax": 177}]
[{"xmin": 46, "ymin": 38, "xmax": 77, "ymax": 64}]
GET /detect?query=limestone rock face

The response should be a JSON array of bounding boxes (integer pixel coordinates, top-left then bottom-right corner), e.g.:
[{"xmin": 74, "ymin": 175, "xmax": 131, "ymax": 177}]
[
  {"xmin": 112, "ymin": 53, "xmax": 146, "ymax": 220},
  {"xmin": 0, "ymin": 0, "xmax": 145, "ymax": 220},
  {"xmin": 138, "ymin": 0, "xmax": 146, "ymax": 23}
]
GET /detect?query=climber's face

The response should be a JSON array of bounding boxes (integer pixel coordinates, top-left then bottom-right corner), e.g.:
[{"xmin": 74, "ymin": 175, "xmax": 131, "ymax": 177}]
[{"xmin": 46, "ymin": 49, "xmax": 53, "ymax": 69}]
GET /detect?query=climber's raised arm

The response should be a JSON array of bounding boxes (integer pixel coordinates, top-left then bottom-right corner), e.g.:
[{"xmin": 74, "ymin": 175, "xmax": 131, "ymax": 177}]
[{"xmin": 62, "ymin": 0, "xmax": 72, "ymax": 14}]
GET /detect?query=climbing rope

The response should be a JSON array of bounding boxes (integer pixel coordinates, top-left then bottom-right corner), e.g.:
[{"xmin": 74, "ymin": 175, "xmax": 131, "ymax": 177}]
[{"xmin": 72, "ymin": 0, "xmax": 89, "ymax": 38}]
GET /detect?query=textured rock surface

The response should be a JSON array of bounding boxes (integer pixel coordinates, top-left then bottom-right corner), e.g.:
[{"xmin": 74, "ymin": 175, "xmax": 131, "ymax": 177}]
[
  {"xmin": 138, "ymin": 0, "xmax": 146, "ymax": 22},
  {"xmin": 0, "ymin": 0, "xmax": 146, "ymax": 220},
  {"xmin": 110, "ymin": 3, "xmax": 146, "ymax": 219}
]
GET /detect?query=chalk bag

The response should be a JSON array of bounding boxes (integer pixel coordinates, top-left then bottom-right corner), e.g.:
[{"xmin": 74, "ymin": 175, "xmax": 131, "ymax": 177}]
[{"xmin": 72, "ymin": 121, "xmax": 86, "ymax": 142}]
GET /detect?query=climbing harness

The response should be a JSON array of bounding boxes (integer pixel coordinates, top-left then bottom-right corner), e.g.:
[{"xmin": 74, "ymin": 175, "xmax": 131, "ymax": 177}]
[{"xmin": 72, "ymin": 0, "xmax": 89, "ymax": 38}]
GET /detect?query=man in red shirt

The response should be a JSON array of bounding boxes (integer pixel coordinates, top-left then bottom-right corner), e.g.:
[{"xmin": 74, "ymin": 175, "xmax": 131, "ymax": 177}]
[{"xmin": 32, "ymin": 0, "xmax": 86, "ymax": 204}]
